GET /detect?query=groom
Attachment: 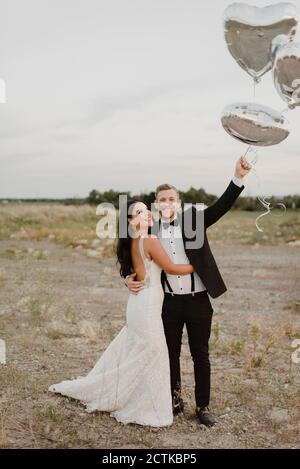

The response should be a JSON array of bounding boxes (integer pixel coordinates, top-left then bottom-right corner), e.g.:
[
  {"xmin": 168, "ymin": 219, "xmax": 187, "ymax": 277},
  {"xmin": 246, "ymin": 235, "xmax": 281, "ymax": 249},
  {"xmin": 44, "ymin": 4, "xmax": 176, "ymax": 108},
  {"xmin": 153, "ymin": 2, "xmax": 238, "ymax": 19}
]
[{"xmin": 125, "ymin": 156, "xmax": 252, "ymax": 427}]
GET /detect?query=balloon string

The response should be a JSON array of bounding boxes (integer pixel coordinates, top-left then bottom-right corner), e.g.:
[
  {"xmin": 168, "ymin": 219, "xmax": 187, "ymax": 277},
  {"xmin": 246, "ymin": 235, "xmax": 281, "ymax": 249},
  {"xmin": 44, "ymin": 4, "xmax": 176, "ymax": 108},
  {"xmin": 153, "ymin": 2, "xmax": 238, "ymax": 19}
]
[
  {"xmin": 255, "ymin": 194, "xmax": 272, "ymax": 233},
  {"xmin": 252, "ymin": 76, "xmax": 261, "ymax": 99},
  {"xmin": 243, "ymin": 148, "xmax": 286, "ymax": 232},
  {"xmin": 243, "ymin": 145, "xmax": 251, "ymax": 158}
]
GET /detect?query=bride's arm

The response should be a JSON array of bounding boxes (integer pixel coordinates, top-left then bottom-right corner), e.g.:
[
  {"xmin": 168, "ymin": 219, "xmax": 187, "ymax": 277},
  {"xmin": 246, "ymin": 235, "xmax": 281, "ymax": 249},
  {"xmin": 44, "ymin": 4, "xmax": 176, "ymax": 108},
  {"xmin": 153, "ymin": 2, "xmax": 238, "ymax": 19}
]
[{"xmin": 144, "ymin": 237, "xmax": 194, "ymax": 275}]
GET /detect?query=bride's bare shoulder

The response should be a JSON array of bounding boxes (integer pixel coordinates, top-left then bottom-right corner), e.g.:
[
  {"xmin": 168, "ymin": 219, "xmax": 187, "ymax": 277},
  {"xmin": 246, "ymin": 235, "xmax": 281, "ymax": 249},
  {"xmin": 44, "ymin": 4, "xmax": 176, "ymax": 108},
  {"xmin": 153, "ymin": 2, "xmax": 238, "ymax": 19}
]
[
  {"xmin": 143, "ymin": 235, "xmax": 159, "ymax": 260},
  {"xmin": 143, "ymin": 235, "xmax": 159, "ymax": 250}
]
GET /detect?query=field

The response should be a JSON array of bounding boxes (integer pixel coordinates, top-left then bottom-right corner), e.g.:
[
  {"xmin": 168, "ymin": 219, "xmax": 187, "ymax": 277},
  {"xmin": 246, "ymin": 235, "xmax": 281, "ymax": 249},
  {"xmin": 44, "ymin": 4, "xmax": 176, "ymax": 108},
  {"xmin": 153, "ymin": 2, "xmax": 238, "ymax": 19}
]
[{"xmin": 0, "ymin": 203, "xmax": 299, "ymax": 448}]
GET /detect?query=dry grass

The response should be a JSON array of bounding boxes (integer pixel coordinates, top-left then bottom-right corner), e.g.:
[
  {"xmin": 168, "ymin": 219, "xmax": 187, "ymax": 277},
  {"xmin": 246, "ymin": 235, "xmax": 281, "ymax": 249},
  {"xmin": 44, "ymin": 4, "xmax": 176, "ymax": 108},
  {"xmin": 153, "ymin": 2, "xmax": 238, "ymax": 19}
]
[
  {"xmin": 208, "ymin": 209, "xmax": 300, "ymax": 246},
  {"xmin": 0, "ymin": 202, "xmax": 115, "ymax": 258}
]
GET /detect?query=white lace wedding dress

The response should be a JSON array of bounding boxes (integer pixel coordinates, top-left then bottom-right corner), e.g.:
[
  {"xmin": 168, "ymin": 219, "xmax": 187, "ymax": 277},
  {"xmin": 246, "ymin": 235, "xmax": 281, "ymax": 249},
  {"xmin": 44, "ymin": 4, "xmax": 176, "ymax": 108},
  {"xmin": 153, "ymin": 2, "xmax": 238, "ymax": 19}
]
[{"xmin": 48, "ymin": 236, "xmax": 173, "ymax": 427}]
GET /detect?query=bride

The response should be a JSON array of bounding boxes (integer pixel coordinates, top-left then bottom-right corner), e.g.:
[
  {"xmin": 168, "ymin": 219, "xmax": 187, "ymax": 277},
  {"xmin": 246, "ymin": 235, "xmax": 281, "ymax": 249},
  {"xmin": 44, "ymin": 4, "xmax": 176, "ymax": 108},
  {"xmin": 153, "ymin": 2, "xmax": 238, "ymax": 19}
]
[{"xmin": 48, "ymin": 199, "xmax": 194, "ymax": 427}]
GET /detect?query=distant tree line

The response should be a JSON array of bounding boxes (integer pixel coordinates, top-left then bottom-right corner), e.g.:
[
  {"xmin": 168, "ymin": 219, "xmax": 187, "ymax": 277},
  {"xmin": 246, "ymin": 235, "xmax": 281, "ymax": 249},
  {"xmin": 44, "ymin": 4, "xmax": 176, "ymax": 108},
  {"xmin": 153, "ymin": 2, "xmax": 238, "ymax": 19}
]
[
  {"xmin": 1, "ymin": 188, "xmax": 299, "ymax": 210},
  {"xmin": 86, "ymin": 188, "xmax": 300, "ymax": 210}
]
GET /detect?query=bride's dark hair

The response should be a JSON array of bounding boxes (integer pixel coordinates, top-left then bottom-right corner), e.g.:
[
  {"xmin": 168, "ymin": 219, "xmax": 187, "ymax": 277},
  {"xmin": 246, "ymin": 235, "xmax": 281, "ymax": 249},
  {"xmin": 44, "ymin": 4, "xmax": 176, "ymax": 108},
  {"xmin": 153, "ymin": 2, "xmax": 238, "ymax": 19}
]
[{"xmin": 116, "ymin": 199, "xmax": 146, "ymax": 278}]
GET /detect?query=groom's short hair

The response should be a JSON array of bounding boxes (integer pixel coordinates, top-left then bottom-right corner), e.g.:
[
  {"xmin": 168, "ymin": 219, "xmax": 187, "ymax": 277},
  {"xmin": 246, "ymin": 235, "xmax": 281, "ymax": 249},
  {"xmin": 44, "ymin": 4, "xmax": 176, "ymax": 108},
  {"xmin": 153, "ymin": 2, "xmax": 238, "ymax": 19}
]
[{"xmin": 155, "ymin": 183, "xmax": 179, "ymax": 199}]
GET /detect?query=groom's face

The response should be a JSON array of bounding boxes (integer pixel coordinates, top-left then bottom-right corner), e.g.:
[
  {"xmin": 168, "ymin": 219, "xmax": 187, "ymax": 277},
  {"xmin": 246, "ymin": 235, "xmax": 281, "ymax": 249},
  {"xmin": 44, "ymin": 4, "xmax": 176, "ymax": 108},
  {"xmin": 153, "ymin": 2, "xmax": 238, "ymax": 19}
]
[{"xmin": 155, "ymin": 189, "xmax": 181, "ymax": 221}]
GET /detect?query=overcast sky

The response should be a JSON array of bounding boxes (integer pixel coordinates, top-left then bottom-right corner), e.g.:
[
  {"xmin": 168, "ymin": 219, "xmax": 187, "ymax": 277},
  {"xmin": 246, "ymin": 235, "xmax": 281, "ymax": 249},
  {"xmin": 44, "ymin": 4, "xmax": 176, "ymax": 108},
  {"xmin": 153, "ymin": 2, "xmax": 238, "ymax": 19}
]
[{"xmin": 1, "ymin": 0, "xmax": 300, "ymax": 198}]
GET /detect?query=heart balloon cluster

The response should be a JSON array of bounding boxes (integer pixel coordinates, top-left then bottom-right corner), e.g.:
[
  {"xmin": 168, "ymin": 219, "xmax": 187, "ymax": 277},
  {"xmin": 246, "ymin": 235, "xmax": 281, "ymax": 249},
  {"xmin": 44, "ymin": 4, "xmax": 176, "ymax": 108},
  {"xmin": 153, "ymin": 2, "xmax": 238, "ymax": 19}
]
[{"xmin": 221, "ymin": 2, "xmax": 299, "ymax": 146}]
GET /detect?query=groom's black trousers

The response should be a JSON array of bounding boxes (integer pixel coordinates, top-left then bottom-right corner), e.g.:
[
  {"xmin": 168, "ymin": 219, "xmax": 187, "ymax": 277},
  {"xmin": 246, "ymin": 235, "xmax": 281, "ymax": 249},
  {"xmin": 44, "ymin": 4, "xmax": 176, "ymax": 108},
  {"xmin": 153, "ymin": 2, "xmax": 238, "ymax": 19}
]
[{"xmin": 162, "ymin": 290, "xmax": 214, "ymax": 409}]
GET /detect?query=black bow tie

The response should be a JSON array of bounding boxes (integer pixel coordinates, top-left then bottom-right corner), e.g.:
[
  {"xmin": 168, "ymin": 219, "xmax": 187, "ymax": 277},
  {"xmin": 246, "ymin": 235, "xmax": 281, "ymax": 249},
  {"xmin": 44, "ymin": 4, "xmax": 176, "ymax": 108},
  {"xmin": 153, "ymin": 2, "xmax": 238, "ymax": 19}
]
[{"xmin": 162, "ymin": 218, "xmax": 179, "ymax": 229}]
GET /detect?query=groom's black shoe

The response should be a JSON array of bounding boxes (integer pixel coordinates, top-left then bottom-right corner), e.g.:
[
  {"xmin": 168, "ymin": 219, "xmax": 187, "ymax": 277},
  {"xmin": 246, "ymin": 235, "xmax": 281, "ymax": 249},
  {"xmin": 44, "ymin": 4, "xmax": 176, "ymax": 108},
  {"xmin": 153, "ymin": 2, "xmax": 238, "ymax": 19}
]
[
  {"xmin": 195, "ymin": 406, "xmax": 216, "ymax": 427},
  {"xmin": 172, "ymin": 397, "xmax": 184, "ymax": 415}
]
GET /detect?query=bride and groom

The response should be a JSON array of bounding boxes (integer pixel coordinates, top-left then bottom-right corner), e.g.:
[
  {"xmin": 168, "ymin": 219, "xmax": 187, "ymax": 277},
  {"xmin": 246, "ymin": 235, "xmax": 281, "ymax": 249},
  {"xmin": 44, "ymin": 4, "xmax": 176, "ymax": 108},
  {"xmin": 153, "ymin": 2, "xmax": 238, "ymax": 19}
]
[{"xmin": 48, "ymin": 156, "xmax": 251, "ymax": 428}]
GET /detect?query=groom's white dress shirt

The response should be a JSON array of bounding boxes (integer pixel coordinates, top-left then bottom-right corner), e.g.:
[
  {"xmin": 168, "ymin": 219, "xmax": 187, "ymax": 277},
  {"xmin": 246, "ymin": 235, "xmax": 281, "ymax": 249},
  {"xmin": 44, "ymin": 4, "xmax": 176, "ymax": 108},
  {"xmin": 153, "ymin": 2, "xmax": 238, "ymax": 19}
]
[{"xmin": 158, "ymin": 176, "xmax": 244, "ymax": 295}]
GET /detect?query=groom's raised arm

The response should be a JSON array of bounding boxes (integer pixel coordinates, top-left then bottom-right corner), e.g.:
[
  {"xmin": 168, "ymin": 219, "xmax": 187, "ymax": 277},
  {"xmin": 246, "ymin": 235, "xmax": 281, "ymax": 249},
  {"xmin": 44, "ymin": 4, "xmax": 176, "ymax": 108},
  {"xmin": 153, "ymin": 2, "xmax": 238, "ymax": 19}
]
[
  {"xmin": 204, "ymin": 178, "xmax": 244, "ymax": 228},
  {"xmin": 204, "ymin": 156, "xmax": 251, "ymax": 228}
]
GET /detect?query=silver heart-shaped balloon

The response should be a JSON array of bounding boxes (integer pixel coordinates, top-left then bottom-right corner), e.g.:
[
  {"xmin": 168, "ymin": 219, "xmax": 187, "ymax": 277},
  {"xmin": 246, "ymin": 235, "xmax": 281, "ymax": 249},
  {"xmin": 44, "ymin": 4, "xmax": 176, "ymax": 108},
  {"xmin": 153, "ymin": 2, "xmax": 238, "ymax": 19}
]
[
  {"xmin": 224, "ymin": 2, "xmax": 298, "ymax": 81},
  {"xmin": 221, "ymin": 102, "xmax": 290, "ymax": 146},
  {"xmin": 272, "ymin": 37, "xmax": 300, "ymax": 109}
]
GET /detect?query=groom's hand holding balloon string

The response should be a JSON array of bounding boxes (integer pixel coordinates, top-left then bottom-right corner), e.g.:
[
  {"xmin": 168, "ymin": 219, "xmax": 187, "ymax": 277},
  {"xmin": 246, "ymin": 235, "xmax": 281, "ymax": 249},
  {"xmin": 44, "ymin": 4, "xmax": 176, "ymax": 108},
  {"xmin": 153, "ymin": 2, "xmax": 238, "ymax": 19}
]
[{"xmin": 234, "ymin": 155, "xmax": 252, "ymax": 180}]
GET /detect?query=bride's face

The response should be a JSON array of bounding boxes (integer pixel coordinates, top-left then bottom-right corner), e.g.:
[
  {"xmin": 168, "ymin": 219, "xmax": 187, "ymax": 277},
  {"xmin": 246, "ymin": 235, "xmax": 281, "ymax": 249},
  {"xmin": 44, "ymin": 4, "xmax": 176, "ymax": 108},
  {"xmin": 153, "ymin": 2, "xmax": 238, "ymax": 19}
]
[{"xmin": 129, "ymin": 202, "xmax": 153, "ymax": 233}]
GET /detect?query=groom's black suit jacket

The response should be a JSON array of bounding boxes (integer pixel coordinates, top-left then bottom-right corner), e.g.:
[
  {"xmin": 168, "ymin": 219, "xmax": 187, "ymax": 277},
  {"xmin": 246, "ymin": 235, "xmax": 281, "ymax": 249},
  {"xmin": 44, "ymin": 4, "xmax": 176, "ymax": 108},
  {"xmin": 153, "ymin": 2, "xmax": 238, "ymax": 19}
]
[{"xmin": 152, "ymin": 180, "xmax": 245, "ymax": 298}]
